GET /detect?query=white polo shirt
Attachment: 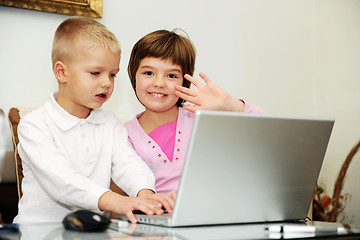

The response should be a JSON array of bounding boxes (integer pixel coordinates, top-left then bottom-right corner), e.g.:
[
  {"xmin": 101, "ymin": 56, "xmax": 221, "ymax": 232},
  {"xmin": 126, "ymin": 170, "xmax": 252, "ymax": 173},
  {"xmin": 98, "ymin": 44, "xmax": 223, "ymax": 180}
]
[{"xmin": 14, "ymin": 93, "xmax": 155, "ymax": 224}]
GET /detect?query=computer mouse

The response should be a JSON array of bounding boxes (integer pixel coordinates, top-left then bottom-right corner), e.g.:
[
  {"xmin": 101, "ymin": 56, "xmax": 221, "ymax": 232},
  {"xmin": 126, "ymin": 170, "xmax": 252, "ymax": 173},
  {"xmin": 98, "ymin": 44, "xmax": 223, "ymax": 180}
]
[{"xmin": 62, "ymin": 209, "xmax": 111, "ymax": 232}]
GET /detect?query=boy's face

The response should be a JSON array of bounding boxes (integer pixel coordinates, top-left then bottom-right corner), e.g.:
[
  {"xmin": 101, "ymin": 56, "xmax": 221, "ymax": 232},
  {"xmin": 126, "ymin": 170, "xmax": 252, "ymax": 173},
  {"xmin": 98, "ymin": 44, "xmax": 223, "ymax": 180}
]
[
  {"xmin": 135, "ymin": 57, "xmax": 184, "ymax": 113},
  {"xmin": 56, "ymin": 42, "xmax": 120, "ymax": 118}
]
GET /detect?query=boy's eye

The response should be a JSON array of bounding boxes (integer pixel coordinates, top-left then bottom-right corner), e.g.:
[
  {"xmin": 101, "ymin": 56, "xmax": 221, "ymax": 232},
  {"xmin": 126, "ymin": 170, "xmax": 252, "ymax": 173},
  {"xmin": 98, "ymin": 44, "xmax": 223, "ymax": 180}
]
[
  {"xmin": 110, "ymin": 73, "xmax": 117, "ymax": 78},
  {"xmin": 168, "ymin": 74, "xmax": 178, "ymax": 79},
  {"xmin": 91, "ymin": 72, "xmax": 100, "ymax": 75}
]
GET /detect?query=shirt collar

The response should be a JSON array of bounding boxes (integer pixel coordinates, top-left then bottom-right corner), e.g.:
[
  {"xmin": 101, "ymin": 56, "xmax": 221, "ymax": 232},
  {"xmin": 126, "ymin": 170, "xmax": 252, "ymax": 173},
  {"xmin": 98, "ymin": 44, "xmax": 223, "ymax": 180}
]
[{"xmin": 44, "ymin": 92, "xmax": 106, "ymax": 131}]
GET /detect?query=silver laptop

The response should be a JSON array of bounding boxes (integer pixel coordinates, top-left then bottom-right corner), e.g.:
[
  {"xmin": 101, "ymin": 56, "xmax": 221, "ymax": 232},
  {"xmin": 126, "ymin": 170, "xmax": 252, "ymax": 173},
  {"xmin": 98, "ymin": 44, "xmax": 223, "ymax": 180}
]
[{"xmin": 117, "ymin": 110, "xmax": 334, "ymax": 227}]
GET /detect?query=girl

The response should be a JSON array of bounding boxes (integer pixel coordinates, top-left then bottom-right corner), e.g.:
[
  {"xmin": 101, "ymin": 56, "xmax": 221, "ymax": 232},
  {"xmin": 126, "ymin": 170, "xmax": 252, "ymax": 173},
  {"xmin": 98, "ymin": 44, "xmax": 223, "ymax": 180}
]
[{"xmin": 124, "ymin": 29, "xmax": 265, "ymax": 194}]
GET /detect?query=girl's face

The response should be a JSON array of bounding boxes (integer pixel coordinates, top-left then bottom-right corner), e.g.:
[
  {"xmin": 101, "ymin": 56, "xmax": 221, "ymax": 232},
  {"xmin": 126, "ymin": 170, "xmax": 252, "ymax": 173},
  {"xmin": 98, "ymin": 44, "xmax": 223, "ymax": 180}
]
[{"xmin": 135, "ymin": 57, "xmax": 184, "ymax": 113}]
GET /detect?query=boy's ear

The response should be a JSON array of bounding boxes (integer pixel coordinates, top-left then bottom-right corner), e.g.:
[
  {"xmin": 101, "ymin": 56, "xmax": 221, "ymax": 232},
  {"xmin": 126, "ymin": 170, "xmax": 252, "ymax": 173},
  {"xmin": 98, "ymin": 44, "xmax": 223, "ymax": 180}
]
[{"xmin": 54, "ymin": 61, "xmax": 68, "ymax": 83}]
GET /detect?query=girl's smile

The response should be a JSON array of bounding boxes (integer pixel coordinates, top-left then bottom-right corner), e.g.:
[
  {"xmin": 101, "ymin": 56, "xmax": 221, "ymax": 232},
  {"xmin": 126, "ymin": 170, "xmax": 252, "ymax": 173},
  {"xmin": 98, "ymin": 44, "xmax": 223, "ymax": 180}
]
[{"xmin": 150, "ymin": 92, "xmax": 167, "ymax": 98}]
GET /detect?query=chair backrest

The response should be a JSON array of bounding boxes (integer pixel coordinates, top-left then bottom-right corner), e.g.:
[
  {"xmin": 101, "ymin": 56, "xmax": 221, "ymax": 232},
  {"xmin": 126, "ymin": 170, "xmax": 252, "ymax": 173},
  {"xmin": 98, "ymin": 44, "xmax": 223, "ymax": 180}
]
[{"xmin": 8, "ymin": 108, "xmax": 23, "ymax": 200}]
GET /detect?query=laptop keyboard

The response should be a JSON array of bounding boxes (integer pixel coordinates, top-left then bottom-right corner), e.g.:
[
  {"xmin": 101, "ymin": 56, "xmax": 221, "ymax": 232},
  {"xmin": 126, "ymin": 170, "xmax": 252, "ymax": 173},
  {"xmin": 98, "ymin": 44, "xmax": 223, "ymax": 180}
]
[{"xmin": 133, "ymin": 208, "xmax": 169, "ymax": 215}]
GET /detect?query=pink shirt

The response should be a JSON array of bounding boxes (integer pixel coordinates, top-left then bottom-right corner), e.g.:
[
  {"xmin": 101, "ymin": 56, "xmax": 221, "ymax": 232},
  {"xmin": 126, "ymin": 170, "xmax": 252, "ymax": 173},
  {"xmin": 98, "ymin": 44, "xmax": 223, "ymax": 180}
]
[
  {"xmin": 149, "ymin": 121, "xmax": 177, "ymax": 162},
  {"xmin": 125, "ymin": 107, "xmax": 194, "ymax": 193},
  {"xmin": 124, "ymin": 103, "xmax": 266, "ymax": 194}
]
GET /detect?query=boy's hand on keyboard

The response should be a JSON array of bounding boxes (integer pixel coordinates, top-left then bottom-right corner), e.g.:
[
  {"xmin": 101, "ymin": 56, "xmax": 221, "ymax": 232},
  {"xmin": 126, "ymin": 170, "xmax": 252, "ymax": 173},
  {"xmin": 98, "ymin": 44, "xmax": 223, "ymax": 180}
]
[
  {"xmin": 98, "ymin": 191, "xmax": 163, "ymax": 224},
  {"xmin": 138, "ymin": 190, "xmax": 176, "ymax": 214}
]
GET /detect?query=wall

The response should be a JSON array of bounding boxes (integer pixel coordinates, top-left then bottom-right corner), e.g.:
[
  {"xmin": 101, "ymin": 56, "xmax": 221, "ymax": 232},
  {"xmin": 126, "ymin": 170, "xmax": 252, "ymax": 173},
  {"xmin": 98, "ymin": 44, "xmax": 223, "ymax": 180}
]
[{"xmin": 0, "ymin": 0, "xmax": 359, "ymax": 226}]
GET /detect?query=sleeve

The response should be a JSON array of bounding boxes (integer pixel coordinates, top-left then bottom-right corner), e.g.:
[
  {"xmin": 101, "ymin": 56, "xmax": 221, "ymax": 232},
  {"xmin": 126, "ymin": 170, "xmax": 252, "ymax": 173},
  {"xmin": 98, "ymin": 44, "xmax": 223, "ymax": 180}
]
[
  {"xmin": 241, "ymin": 100, "xmax": 267, "ymax": 114},
  {"xmin": 123, "ymin": 119, "xmax": 136, "ymax": 149},
  {"xmin": 18, "ymin": 118, "xmax": 108, "ymax": 211},
  {"xmin": 127, "ymin": 136, "xmax": 135, "ymax": 149},
  {"xmin": 111, "ymin": 119, "xmax": 156, "ymax": 197}
]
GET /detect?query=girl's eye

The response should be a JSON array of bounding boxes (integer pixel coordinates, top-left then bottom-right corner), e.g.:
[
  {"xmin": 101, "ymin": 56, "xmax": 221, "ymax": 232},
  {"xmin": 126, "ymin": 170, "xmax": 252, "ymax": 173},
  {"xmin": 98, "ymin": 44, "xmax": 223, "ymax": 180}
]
[
  {"xmin": 91, "ymin": 72, "xmax": 100, "ymax": 75},
  {"xmin": 144, "ymin": 71, "xmax": 153, "ymax": 76},
  {"xmin": 110, "ymin": 73, "xmax": 117, "ymax": 78}
]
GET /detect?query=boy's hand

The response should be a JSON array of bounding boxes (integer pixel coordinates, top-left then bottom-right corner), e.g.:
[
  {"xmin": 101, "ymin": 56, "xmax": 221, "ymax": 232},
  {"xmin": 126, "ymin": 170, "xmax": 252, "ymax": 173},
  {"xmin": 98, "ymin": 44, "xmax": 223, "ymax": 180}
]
[
  {"xmin": 175, "ymin": 73, "xmax": 245, "ymax": 113},
  {"xmin": 138, "ymin": 189, "xmax": 176, "ymax": 214},
  {"xmin": 98, "ymin": 191, "xmax": 163, "ymax": 224}
]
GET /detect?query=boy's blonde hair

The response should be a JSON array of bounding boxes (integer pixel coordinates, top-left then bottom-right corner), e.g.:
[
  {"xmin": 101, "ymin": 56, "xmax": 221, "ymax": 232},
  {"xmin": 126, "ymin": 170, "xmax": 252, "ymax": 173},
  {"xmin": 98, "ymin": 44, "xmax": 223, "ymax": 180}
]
[
  {"xmin": 51, "ymin": 16, "xmax": 121, "ymax": 69},
  {"xmin": 128, "ymin": 29, "xmax": 196, "ymax": 107}
]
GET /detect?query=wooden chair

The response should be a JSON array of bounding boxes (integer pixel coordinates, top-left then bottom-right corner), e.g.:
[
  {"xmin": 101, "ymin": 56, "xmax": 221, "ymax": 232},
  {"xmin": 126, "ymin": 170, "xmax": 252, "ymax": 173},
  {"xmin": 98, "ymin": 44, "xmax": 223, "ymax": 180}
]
[{"xmin": 8, "ymin": 107, "xmax": 25, "ymax": 200}]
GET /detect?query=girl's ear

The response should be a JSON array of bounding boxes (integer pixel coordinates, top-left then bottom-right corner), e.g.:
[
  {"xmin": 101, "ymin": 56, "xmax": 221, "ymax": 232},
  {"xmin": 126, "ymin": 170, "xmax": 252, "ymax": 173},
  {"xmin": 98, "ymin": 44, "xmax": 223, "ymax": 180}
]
[{"xmin": 54, "ymin": 61, "xmax": 68, "ymax": 83}]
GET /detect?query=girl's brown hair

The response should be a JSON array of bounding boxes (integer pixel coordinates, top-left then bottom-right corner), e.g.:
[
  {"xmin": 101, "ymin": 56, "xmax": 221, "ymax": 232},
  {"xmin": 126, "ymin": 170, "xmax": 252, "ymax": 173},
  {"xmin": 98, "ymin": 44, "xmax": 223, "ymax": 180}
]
[{"xmin": 128, "ymin": 29, "xmax": 196, "ymax": 106}]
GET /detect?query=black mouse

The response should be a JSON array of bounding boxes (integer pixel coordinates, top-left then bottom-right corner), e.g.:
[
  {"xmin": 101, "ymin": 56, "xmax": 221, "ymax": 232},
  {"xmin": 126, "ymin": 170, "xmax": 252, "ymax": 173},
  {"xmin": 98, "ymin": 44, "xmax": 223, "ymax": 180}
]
[{"xmin": 62, "ymin": 209, "xmax": 111, "ymax": 232}]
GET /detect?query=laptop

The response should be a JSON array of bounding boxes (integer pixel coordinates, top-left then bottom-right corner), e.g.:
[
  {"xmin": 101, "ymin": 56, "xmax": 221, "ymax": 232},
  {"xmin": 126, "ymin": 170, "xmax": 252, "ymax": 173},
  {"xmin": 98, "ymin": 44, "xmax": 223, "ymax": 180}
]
[{"xmin": 116, "ymin": 110, "xmax": 334, "ymax": 227}]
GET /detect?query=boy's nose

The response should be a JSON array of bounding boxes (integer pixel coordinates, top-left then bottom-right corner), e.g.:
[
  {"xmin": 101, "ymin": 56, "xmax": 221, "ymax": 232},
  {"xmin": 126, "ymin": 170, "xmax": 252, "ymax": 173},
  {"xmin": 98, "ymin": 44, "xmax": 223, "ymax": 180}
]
[
  {"xmin": 101, "ymin": 76, "xmax": 112, "ymax": 88},
  {"xmin": 152, "ymin": 76, "xmax": 166, "ymax": 87}
]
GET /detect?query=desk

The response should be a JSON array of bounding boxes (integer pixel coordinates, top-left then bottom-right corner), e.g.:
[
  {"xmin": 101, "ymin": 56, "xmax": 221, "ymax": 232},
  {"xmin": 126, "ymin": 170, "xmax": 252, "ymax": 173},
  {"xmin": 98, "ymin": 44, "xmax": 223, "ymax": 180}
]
[{"xmin": 2, "ymin": 221, "xmax": 360, "ymax": 240}]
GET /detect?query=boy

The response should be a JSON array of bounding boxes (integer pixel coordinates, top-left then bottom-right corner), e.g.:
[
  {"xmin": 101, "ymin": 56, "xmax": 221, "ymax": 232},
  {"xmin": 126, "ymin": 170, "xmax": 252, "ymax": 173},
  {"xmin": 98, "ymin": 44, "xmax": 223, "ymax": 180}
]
[{"xmin": 14, "ymin": 17, "xmax": 173, "ymax": 224}]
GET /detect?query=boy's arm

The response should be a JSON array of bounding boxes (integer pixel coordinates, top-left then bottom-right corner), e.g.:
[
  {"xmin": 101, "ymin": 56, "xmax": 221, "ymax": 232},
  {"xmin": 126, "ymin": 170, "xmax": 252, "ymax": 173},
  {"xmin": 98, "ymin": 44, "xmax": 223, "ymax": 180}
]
[
  {"xmin": 110, "ymin": 119, "xmax": 175, "ymax": 212},
  {"xmin": 18, "ymin": 119, "xmax": 108, "ymax": 211},
  {"xmin": 110, "ymin": 119, "xmax": 156, "ymax": 197},
  {"xmin": 175, "ymin": 73, "xmax": 266, "ymax": 113}
]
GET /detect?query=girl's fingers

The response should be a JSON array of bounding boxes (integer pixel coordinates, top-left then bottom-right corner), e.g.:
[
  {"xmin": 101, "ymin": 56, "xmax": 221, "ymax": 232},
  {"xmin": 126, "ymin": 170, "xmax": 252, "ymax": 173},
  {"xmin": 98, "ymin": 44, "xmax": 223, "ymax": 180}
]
[
  {"xmin": 184, "ymin": 74, "xmax": 203, "ymax": 88},
  {"xmin": 199, "ymin": 72, "xmax": 211, "ymax": 83},
  {"xmin": 169, "ymin": 191, "xmax": 177, "ymax": 200},
  {"xmin": 183, "ymin": 105, "xmax": 199, "ymax": 113},
  {"xmin": 175, "ymin": 91, "xmax": 199, "ymax": 105},
  {"xmin": 176, "ymin": 85, "xmax": 197, "ymax": 97}
]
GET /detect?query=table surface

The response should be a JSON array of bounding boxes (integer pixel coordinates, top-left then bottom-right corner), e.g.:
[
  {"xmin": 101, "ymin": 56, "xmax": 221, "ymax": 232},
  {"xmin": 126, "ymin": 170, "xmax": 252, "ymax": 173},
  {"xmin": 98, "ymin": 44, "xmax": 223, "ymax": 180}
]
[{"xmin": 2, "ymin": 220, "xmax": 360, "ymax": 240}]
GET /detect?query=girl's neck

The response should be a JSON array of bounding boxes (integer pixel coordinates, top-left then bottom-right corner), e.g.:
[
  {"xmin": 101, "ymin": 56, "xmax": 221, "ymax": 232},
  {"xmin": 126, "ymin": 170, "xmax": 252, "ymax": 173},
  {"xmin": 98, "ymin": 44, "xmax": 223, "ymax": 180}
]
[{"xmin": 138, "ymin": 106, "xmax": 179, "ymax": 134}]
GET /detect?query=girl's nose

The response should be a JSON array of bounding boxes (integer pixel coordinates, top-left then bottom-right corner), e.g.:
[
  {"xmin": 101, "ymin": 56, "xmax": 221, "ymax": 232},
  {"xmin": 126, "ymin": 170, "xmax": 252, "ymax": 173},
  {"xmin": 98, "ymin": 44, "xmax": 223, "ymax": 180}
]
[{"xmin": 152, "ymin": 76, "xmax": 166, "ymax": 87}]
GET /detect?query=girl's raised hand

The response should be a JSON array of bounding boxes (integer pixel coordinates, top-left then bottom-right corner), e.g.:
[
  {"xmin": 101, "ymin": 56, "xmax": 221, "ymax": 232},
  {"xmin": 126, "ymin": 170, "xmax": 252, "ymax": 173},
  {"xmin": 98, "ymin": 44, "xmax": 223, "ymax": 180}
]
[{"xmin": 175, "ymin": 73, "xmax": 244, "ymax": 113}]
